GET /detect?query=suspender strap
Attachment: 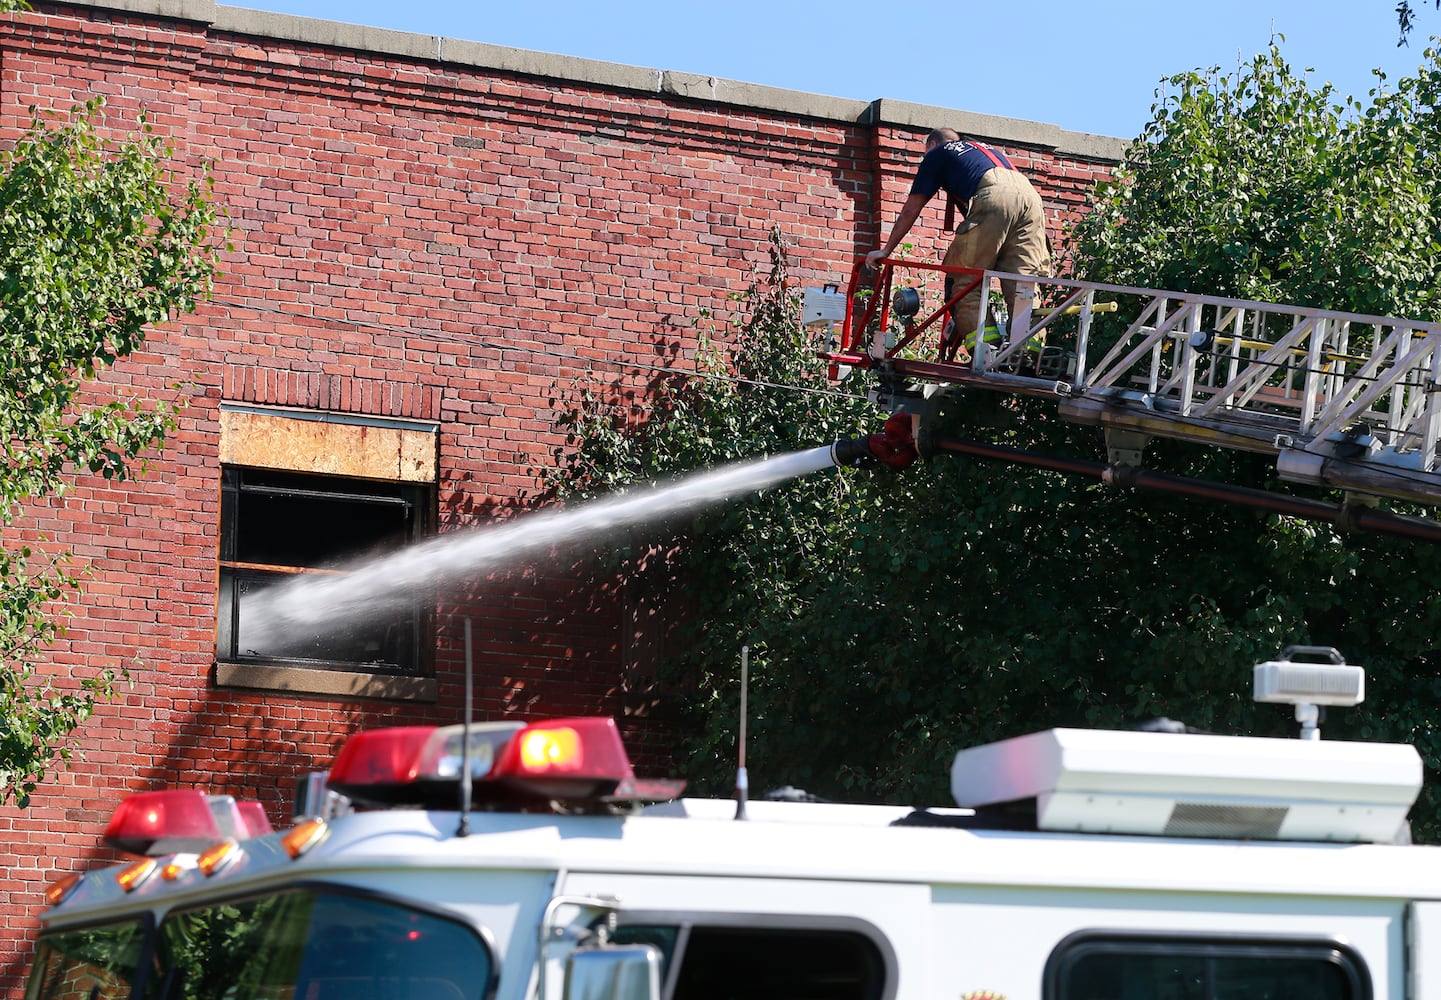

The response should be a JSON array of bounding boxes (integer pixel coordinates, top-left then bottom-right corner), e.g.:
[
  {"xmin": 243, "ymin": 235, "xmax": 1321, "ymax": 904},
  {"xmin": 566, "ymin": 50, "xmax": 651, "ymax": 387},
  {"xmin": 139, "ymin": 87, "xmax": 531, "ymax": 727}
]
[
  {"xmin": 947, "ymin": 143, "xmax": 1013, "ymax": 231},
  {"xmin": 973, "ymin": 142, "xmax": 1016, "ymax": 171}
]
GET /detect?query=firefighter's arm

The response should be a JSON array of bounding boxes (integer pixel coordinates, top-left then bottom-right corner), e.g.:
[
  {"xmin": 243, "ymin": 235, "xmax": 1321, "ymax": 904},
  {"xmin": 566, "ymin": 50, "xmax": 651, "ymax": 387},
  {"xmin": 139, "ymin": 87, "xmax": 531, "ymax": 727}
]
[{"xmin": 865, "ymin": 192, "xmax": 931, "ymax": 270}]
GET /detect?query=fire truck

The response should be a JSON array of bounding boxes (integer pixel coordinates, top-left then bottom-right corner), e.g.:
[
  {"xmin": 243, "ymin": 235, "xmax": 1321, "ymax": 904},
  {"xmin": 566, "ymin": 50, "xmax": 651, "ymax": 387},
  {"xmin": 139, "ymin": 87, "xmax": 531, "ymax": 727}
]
[{"xmin": 23, "ymin": 647, "xmax": 1441, "ymax": 1000}]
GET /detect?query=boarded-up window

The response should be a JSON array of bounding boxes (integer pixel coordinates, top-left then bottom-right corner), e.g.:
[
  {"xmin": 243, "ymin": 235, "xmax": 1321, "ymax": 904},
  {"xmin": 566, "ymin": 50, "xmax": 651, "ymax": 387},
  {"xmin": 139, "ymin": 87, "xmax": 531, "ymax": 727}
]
[{"xmin": 216, "ymin": 406, "xmax": 437, "ymax": 679}]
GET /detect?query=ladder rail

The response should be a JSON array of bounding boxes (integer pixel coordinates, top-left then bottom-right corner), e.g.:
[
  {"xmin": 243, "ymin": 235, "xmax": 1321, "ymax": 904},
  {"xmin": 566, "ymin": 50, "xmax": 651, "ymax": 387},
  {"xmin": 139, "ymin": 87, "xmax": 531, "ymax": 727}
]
[
  {"xmin": 1421, "ymin": 350, "xmax": 1441, "ymax": 468},
  {"xmin": 1079, "ymin": 295, "xmax": 1174, "ymax": 391},
  {"xmin": 1304, "ymin": 328, "xmax": 1435, "ymax": 446},
  {"xmin": 1190, "ymin": 313, "xmax": 1321, "ymax": 420},
  {"xmin": 1299, "ymin": 317, "xmax": 1328, "ymax": 430}
]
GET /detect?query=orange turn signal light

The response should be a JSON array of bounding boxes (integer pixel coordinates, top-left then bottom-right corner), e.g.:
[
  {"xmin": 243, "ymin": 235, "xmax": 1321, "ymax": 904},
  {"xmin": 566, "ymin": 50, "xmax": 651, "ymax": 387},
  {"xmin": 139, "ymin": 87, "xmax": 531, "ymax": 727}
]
[
  {"xmin": 117, "ymin": 858, "xmax": 157, "ymax": 893},
  {"xmin": 197, "ymin": 840, "xmax": 241, "ymax": 876},
  {"xmin": 281, "ymin": 818, "xmax": 328, "ymax": 859},
  {"xmin": 44, "ymin": 872, "xmax": 84, "ymax": 907}
]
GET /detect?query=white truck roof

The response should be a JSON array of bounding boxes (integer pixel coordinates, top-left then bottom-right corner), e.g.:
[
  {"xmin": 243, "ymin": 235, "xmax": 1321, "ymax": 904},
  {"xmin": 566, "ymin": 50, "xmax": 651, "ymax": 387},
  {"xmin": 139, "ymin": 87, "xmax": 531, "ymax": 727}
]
[
  {"xmin": 41, "ymin": 791, "xmax": 1441, "ymax": 931},
  {"xmin": 38, "ymin": 714, "xmax": 1436, "ymax": 927}
]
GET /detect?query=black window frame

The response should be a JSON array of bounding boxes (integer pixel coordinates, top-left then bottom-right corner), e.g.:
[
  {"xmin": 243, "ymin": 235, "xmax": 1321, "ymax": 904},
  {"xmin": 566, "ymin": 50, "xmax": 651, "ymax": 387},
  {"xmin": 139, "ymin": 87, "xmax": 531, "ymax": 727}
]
[
  {"xmin": 612, "ymin": 910, "xmax": 897, "ymax": 1000},
  {"xmin": 217, "ymin": 466, "xmax": 436, "ymax": 677},
  {"xmin": 1043, "ymin": 929, "xmax": 1372, "ymax": 1000}
]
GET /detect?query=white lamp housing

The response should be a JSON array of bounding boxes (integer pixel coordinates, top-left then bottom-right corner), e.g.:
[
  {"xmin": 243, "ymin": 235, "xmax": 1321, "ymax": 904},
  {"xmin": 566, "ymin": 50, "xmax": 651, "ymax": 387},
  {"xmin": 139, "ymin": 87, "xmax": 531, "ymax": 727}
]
[
  {"xmin": 1254, "ymin": 647, "xmax": 1365, "ymax": 740},
  {"xmin": 950, "ymin": 727, "xmax": 1420, "ymax": 844},
  {"xmin": 1254, "ymin": 658, "xmax": 1365, "ymax": 707},
  {"xmin": 802, "ymin": 286, "xmax": 847, "ymax": 328}
]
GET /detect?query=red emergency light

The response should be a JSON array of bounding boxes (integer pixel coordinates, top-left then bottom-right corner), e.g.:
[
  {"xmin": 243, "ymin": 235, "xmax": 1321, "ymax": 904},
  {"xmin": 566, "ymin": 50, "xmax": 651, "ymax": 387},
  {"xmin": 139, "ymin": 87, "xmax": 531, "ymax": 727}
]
[
  {"xmin": 327, "ymin": 717, "xmax": 683, "ymax": 810},
  {"xmin": 104, "ymin": 790, "xmax": 275, "ymax": 856}
]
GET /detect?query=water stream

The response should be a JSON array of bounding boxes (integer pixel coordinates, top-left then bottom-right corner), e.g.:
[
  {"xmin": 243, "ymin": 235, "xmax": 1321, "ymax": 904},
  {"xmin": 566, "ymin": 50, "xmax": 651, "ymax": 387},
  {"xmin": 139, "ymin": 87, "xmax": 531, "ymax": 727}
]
[{"xmin": 240, "ymin": 445, "xmax": 840, "ymax": 651}]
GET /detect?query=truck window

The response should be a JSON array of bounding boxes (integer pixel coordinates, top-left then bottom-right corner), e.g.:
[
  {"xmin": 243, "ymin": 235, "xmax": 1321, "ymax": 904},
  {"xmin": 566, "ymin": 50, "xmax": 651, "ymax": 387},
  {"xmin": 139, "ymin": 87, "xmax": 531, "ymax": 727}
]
[
  {"xmin": 147, "ymin": 889, "xmax": 494, "ymax": 1000},
  {"xmin": 1045, "ymin": 934, "xmax": 1370, "ymax": 1000},
  {"xmin": 27, "ymin": 920, "xmax": 149, "ymax": 1000},
  {"xmin": 613, "ymin": 924, "xmax": 888, "ymax": 1000}
]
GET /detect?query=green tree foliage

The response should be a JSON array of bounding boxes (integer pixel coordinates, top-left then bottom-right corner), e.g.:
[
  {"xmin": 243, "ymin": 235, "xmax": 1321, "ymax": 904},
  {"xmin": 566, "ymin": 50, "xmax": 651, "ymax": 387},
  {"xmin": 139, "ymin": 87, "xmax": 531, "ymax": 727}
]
[
  {"xmin": 1399, "ymin": 1, "xmax": 1440, "ymax": 45},
  {"xmin": 555, "ymin": 47, "xmax": 1441, "ymax": 838},
  {"xmin": 1067, "ymin": 44, "xmax": 1439, "ymax": 318},
  {"xmin": 1, "ymin": 99, "xmax": 222, "ymax": 806}
]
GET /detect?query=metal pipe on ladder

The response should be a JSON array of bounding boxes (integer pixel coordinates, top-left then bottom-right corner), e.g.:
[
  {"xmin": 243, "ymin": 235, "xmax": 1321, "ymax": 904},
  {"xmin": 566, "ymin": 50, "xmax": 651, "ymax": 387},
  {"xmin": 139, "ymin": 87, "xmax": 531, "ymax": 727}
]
[{"xmin": 924, "ymin": 435, "xmax": 1441, "ymax": 544}]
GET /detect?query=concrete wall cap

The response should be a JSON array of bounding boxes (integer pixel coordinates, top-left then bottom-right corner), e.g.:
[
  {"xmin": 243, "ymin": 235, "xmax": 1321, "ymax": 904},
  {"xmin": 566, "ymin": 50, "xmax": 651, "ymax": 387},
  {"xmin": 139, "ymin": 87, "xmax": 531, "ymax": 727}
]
[
  {"xmin": 211, "ymin": 6, "xmax": 442, "ymax": 60},
  {"xmin": 1056, "ymin": 130, "xmax": 1132, "ymax": 161},
  {"xmin": 868, "ymin": 98, "xmax": 1129, "ymax": 160},
  {"xmin": 660, "ymin": 70, "xmax": 871, "ymax": 123},
  {"xmin": 438, "ymin": 35, "xmax": 662, "ymax": 93},
  {"xmin": 59, "ymin": 0, "xmax": 217, "ymax": 22},
  {"xmin": 60, "ymin": 0, "xmax": 1127, "ymax": 157}
]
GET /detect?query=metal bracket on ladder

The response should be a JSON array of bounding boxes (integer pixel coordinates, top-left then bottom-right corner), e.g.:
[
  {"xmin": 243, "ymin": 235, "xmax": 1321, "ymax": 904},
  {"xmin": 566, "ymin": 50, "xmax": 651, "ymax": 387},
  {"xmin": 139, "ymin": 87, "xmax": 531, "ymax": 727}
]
[{"xmin": 1104, "ymin": 429, "xmax": 1150, "ymax": 468}]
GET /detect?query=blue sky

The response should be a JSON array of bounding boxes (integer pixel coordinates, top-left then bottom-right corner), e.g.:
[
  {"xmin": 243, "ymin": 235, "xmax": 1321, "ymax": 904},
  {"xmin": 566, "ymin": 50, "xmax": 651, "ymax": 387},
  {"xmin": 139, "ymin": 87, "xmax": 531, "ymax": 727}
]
[{"xmin": 229, "ymin": 1, "xmax": 1436, "ymax": 140}]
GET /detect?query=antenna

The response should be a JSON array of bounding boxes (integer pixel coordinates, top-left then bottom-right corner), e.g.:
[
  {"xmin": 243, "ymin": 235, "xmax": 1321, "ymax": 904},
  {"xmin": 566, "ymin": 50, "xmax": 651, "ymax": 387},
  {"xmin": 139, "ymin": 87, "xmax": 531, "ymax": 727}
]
[
  {"xmin": 734, "ymin": 645, "xmax": 749, "ymax": 821},
  {"xmin": 457, "ymin": 617, "xmax": 474, "ymax": 837}
]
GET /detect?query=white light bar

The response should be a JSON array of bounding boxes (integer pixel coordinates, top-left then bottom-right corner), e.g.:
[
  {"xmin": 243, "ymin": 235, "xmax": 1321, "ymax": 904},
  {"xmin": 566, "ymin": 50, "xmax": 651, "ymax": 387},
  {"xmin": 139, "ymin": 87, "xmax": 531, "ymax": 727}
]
[{"xmin": 950, "ymin": 729, "xmax": 1421, "ymax": 843}]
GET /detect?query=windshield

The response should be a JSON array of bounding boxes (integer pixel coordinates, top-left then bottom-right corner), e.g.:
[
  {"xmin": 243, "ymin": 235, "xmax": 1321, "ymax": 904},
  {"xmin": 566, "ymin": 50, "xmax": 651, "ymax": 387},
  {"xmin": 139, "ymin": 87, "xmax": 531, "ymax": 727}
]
[
  {"xmin": 26, "ymin": 920, "xmax": 149, "ymax": 1000},
  {"xmin": 28, "ymin": 889, "xmax": 493, "ymax": 1000}
]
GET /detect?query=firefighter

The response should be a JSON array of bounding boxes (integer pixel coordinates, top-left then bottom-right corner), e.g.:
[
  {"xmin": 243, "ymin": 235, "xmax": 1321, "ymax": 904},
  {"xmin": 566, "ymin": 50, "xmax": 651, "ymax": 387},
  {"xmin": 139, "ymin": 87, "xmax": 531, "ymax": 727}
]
[{"xmin": 865, "ymin": 127, "xmax": 1051, "ymax": 346}]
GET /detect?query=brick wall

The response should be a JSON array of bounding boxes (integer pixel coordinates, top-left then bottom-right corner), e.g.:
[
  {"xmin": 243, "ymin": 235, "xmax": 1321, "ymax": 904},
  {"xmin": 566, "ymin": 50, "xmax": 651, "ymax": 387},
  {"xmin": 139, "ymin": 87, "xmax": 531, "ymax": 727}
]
[{"xmin": 0, "ymin": 1, "xmax": 1122, "ymax": 991}]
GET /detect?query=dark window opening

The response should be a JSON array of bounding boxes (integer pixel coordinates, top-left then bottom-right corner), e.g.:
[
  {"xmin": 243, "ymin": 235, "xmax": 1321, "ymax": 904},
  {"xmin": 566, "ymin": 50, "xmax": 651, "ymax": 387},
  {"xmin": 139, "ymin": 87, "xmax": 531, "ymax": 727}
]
[
  {"xmin": 218, "ymin": 467, "xmax": 434, "ymax": 675},
  {"xmin": 1046, "ymin": 933, "xmax": 1370, "ymax": 1000},
  {"xmin": 613, "ymin": 924, "xmax": 888, "ymax": 1000}
]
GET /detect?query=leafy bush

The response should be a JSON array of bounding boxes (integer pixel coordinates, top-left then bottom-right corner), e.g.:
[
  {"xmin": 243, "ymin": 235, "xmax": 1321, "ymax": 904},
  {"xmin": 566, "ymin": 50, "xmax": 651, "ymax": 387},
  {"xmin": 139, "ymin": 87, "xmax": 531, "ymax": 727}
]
[{"xmin": 1, "ymin": 100, "xmax": 222, "ymax": 805}]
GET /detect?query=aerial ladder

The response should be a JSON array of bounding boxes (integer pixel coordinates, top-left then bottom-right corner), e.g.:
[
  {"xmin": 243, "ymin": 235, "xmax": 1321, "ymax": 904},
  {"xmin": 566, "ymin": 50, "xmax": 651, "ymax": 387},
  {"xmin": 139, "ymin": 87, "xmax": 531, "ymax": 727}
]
[{"xmin": 809, "ymin": 258, "xmax": 1441, "ymax": 542}]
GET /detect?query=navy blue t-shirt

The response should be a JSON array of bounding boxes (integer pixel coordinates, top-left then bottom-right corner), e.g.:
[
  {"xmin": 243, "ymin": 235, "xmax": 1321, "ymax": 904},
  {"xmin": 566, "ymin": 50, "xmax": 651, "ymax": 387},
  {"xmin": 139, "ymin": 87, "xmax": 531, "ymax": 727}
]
[{"xmin": 910, "ymin": 139, "xmax": 1015, "ymax": 202}]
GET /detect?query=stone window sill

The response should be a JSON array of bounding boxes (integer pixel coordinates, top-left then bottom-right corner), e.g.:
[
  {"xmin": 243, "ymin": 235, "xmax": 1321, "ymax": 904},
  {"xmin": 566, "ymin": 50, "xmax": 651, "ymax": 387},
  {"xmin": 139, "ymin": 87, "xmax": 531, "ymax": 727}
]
[{"xmin": 215, "ymin": 661, "xmax": 437, "ymax": 702}]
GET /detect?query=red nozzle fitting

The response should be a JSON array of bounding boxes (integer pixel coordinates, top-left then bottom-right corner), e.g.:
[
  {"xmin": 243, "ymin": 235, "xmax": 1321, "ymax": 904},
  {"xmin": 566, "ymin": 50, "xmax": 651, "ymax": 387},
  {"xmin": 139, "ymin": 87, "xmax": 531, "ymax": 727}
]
[
  {"xmin": 830, "ymin": 412, "xmax": 918, "ymax": 470},
  {"xmin": 867, "ymin": 412, "xmax": 918, "ymax": 469}
]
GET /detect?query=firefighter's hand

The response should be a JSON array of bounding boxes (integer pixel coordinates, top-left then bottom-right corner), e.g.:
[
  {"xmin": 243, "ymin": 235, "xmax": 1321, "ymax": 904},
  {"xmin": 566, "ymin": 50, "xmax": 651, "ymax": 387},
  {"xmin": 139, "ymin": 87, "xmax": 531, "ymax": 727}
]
[{"xmin": 864, "ymin": 249, "xmax": 886, "ymax": 271}]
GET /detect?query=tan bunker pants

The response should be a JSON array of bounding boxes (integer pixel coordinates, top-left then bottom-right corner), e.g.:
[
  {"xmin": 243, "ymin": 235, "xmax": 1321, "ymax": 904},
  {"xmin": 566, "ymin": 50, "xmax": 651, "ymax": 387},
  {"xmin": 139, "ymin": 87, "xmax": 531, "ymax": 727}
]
[{"xmin": 942, "ymin": 168, "xmax": 1051, "ymax": 341}]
